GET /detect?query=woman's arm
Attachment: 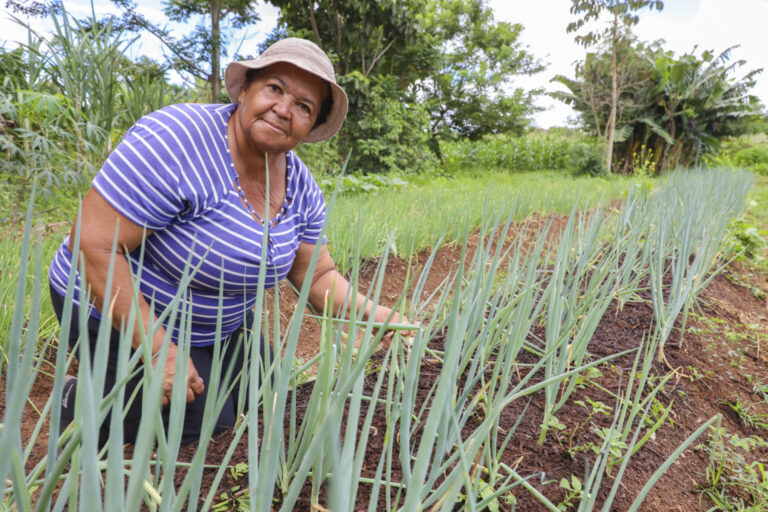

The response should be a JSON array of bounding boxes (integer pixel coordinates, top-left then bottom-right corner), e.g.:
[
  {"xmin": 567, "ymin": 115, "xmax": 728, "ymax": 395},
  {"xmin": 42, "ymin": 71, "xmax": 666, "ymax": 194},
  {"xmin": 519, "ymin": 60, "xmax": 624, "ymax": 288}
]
[
  {"xmin": 287, "ymin": 242, "xmax": 412, "ymax": 329},
  {"xmin": 71, "ymin": 187, "xmax": 204, "ymax": 405}
]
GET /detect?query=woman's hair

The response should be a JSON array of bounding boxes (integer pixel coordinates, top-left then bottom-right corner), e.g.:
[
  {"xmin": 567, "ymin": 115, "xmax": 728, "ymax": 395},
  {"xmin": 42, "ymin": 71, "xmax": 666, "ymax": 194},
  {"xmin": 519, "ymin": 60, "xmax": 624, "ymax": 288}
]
[{"xmin": 244, "ymin": 68, "xmax": 333, "ymax": 128}]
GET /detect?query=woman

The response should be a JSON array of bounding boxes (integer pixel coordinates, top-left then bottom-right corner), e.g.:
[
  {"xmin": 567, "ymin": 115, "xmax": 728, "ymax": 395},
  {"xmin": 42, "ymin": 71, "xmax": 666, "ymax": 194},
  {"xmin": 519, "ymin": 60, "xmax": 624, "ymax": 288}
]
[{"xmin": 49, "ymin": 38, "xmax": 409, "ymax": 444}]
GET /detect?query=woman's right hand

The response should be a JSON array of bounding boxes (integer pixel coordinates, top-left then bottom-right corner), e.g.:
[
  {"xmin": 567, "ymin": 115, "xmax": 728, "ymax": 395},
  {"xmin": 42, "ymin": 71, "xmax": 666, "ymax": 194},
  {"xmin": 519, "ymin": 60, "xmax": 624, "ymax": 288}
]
[{"xmin": 160, "ymin": 344, "xmax": 205, "ymax": 406}]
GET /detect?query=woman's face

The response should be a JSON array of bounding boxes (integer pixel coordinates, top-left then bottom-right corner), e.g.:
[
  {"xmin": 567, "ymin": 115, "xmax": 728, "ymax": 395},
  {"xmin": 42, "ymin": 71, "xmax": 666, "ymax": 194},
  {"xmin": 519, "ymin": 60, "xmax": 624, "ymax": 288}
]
[{"xmin": 235, "ymin": 62, "xmax": 327, "ymax": 154}]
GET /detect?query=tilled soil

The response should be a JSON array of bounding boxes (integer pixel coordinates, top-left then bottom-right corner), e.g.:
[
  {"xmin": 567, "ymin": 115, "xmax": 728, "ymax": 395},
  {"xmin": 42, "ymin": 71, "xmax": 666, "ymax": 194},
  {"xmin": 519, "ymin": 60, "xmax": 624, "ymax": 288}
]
[{"xmin": 6, "ymin": 215, "xmax": 768, "ymax": 511}]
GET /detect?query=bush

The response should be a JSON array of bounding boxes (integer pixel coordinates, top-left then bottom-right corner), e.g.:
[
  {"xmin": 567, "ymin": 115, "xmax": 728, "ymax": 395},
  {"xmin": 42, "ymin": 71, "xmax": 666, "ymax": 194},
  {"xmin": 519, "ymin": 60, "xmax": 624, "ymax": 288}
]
[
  {"xmin": 337, "ymin": 72, "xmax": 437, "ymax": 175},
  {"xmin": 708, "ymin": 134, "xmax": 768, "ymax": 175},
  {"xmin": 571, "ymin": 141, "xmax": 608, "ymax": 176},
  {"xmin": 734, "ymin": 146, "xmax": 768, "ymax": 176},
  {"xmin": 437, "ymin": 131, "xmax": 618, "ymax": 177},
  {"xmin": 294, "ymin": 136, "xmax": 344, "ymax": 175}
]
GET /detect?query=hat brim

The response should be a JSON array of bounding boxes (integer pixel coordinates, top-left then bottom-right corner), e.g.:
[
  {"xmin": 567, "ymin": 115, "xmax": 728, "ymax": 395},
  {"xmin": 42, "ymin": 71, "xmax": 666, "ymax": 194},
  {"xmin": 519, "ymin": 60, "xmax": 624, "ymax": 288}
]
[{"xmin": 225, "ymin": 58, "xmax": 348, "ymax": 143}]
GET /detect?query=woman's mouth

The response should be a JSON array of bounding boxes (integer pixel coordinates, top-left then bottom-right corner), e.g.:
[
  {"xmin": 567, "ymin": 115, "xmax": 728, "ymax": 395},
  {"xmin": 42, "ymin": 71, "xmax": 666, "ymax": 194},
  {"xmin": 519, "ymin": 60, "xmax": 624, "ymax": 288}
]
[{"xmin": 259, "ymin": 118, "xmax": 287, "ymax": 134}]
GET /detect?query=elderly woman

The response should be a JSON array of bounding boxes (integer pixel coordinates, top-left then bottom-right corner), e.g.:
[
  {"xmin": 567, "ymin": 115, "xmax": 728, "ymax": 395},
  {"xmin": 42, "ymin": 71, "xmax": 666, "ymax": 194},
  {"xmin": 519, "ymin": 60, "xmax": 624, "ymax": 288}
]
[{"xmin": 49, "ymin": 38, "xmax": 408, "ymax": 444}]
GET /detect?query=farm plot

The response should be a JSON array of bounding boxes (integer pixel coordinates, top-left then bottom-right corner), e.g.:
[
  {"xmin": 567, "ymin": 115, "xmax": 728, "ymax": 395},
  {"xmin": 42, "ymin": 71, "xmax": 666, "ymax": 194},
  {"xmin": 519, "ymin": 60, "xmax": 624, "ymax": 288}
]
[{"xmin": 2, "ymin": 168, "xmax": 768, "ymax": 511}]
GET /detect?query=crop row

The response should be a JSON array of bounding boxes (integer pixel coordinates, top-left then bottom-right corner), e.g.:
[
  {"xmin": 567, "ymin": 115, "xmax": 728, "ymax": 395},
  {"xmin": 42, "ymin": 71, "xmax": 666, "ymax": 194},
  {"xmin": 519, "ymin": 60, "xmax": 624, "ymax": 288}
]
[{"xmin": 0, "ymin": 167, "xmax": 754, "ymax": 510}]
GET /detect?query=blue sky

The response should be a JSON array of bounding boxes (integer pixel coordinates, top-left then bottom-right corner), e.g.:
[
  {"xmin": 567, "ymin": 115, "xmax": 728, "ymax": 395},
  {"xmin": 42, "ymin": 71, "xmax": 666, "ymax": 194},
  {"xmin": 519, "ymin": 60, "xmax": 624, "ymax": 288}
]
[{"xmin": 2, "ymin": 0, "xmax": 766, "ymax": 128}]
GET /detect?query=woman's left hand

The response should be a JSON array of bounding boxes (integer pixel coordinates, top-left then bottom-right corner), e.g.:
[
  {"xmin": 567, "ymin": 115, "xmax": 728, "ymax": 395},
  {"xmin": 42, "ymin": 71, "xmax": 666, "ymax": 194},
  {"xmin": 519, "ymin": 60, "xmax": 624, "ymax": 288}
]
[
  {"xmin": 372, "ymin": 306, "xmax": 419, "ymax": 352},
  {"xmin": 372, "ymin": 305, "xmax": 415, "ymax": 334}
]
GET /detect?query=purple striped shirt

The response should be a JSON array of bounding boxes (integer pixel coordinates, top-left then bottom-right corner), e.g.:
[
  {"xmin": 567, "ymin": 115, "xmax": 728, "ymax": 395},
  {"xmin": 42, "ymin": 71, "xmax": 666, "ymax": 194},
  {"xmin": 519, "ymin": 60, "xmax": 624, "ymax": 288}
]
[{"xmin": 49, "ymin": 103, "xmax": 327, "ymax": 346}]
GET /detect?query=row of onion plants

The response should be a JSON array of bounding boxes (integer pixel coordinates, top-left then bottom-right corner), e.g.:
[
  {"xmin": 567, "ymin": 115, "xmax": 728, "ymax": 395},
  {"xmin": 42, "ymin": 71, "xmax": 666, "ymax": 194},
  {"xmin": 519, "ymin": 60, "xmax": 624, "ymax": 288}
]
[{"xmin": 0, "ymin": 168, "xmax": 754, "ymax": 510}]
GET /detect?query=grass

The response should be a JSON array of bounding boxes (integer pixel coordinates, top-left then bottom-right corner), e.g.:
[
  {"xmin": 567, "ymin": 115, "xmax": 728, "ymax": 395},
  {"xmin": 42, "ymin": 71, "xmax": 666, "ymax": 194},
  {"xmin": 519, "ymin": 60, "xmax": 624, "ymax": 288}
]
[
  {"xmin": 326, "ymin": 170, "xmax": 637, "ymax": 273},
  {"xmin": 743, "ymin": 175, "xmax": 768, "ymax": 269}
]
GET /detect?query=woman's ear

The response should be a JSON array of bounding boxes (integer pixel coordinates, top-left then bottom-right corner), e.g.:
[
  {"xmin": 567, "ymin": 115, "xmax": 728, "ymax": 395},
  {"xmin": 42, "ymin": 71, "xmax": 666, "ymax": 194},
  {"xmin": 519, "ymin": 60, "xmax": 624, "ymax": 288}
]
[{"xmin": 238, "ymin": 81, "xmax": 252, "ymax": 104}]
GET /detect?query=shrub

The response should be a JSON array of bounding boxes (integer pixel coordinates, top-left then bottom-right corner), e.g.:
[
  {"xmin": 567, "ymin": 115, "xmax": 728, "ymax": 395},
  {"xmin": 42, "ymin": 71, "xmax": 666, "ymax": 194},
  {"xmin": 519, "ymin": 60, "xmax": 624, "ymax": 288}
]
[
  {"xmin": 708, "ymin": 134, "xmax": 768, "ymax": 175},
  {"xmin": 338, "ymin": 72, "xmax": 437, "ymax": 175},
  {"xmin": 570, "ymin": 140, "xmax": 608, "ymax": 176},
  {"xmin": 294, "ymin": 136, "xmax": 344, "ymax": 175},
  {"xmin": 734, "ymin": 146, "xmax": 768, "ymax": 176}
]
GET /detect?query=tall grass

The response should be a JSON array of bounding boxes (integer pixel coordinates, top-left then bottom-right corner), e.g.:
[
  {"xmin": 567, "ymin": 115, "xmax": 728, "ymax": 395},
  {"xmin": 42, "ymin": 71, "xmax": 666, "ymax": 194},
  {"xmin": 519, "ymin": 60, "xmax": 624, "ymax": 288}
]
[
  {"xmin": 1, "ymin": 5, "xmax": 184, "ymax": 215},
  {"xmin": 440, "ymin": 134, "xmax": 577, "ymax": 173},
  {"xmin": 0, "ymin": 168, "xmax": 754, "ymax": 510},
  {"xmin": 326, "ymin": 171, "xmax": 636, "ymax": 274}
]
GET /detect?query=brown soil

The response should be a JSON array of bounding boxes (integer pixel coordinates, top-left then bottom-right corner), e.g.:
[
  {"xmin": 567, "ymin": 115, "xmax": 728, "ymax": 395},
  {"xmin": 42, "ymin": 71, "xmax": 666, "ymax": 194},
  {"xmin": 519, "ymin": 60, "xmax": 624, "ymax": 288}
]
[{"xmin": 5, "ymin": 214, "xmax": 768, "ymax": 511}]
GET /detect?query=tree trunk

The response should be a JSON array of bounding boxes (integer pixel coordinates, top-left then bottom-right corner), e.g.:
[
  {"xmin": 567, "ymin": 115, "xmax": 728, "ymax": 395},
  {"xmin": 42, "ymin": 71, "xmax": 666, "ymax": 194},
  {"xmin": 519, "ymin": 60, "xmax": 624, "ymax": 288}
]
[
  {"xmin": 210, "ymin": 0, "xmax": 221, "ymax": 102},
  {"xmin": 605, "ymin": 10, "xmax": 618, "ymax": 173}
]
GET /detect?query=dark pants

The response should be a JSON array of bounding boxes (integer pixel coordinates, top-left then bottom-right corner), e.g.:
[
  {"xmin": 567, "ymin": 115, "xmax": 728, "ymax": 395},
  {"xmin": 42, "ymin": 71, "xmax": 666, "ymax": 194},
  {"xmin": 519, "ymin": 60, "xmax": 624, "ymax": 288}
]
[{"xmin": 50, "ymin": 284, "xmax": 269, "ymax": 445}]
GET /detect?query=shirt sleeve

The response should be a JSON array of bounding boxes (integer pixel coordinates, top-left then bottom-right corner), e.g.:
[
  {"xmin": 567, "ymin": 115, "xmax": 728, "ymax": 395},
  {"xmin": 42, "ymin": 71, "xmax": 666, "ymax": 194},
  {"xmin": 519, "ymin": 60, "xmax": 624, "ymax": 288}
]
[
  {"xmin": 91, "ymin": 112, "xmax": 185, "ymax": 231},
  {"xmin": 292, "ymin": 153, "xmax": 327, "ymax": 245}
]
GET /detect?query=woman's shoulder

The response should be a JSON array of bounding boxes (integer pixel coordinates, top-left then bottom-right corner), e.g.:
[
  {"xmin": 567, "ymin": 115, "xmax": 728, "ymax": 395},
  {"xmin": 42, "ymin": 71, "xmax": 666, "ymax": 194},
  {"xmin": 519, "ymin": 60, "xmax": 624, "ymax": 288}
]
[
  {"xmin": 128, "ymin": 103, "xmax": 235, "ymax": 144},
  {"xmin": 287, "ymin": 152, "xmax": 322, "ymax": 192},
  {"xmin": 286, "ymin": 151, "xmax": 326, "ymax": 218}
]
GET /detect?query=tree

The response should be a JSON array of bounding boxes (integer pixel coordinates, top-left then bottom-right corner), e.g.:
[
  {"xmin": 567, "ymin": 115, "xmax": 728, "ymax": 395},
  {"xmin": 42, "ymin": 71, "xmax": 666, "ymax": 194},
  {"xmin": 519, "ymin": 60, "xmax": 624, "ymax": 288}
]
[
  {"xmin": 267, "ymin": 0, "xmax": 433, "ymax": 82},
  {"xmin": 554, "ymin": 41, "xmax": 762, "ymax": 172},
  {"xmin": 110, "ymin": 0, "xmax": 260, "ymax": 101},
  {"xmin": 567, "ymin": 0, "xmax": 663, "ymax": 172},
  {"xmin": 269, "ymin": 0, "xmax": 543, "ymax": 169},
  {"xmin": 267, "ymin": 0, "xmax": 439, "ymax": 174},
  {"xmin": 419, "ymin": 0, "xmax": 543, "ymax": 150}
]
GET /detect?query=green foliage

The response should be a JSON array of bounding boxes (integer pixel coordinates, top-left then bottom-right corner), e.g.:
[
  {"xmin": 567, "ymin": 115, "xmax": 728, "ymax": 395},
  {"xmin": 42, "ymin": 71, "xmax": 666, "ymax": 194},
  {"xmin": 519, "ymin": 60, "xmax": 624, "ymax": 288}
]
[
  {"xmin": 631, "ymin": 144, "xmax": 656, "ymax": 176},
  {"xmin": 558, "ymin": 475, "xmax": 583, "ymax": 511},
  {"xmin": 711, "ymin": 134, "xmax": 768, "ymax": 176},
  {"xmin": 719, "ymin": 398, "xmax": 768, "ymax": 430},
  {"xmin": 698, "ymin": 427, "xmax": 768, "ymax": 511},
  {"xmin": 316, "ymin": 173, "xmax": 409, "ymax": 196},
  {"xmin": 338, "ymin": 73, "xmax": 437, "ymax": 174},
  {"xmin": 266, "ymin": 5, "xmax": 439, "ymax": 175},
  {"xmin": 724, "ymin": 217, "xmax": 767, "ymax": 260},
  {"xmin": 110, "ymin": 0, "xmax": 260, "ymax": 101},
  {"xmin": 293, "ymin": 136, "xmax": 343, "ymax": 175},
  {"xmin": 268, "ymin": 0, "xmax": 433, "ymax": 82},
  {"xmin": 269, "ymin": 0, "xmax": 542, "ymax": 167},
  {"xmin": 420, "ymin": 0, "xmax": 543, "ymax": 143},
  {"xmin": 554, "ymin": 38, "xmax": 762, "ymax": 173},
  {"xmin": 440, "ymin": 132, "xmax": 580, "ymax": 173},
  {"xmin": 571, "ymin": 139, "xmax": 609, "ymax": 176},
  {"xmin": 567, "ymin": 0, "xmax": 664, "ymax": 48},
  {"xmin": 0, "ymin": 78, "xmax": 92, "ymax": 215},
  {"xmin": 0, "ymin": 6, "xmax": 188, "ymax": 217},
  {"xmin": 566, "ymin": 0, "xmax": 664, "ymax": 173}
]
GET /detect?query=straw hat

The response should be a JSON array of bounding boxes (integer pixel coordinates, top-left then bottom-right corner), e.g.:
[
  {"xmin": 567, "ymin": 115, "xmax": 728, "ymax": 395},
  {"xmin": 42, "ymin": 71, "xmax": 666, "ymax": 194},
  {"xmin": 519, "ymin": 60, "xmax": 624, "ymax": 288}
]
[{"xmin": 225, "ymin": 38, "xmax": 348, "ymax": 143}]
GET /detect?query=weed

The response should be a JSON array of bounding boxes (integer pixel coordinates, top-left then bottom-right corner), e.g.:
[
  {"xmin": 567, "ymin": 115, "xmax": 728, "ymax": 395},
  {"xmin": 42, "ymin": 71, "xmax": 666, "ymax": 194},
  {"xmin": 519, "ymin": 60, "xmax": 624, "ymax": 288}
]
[
  {"xmin": 211, "ymin": 463, "xmax": 251, "ymax": 511},
  {"xmin": 724, "ymin": 218, "xmax": 766, "ymax": 261},
  {"xmin": 719, "ymin": 398, "xmax": 768, "ymax": 430},
  {"xmin": 632, "ymin": 144, "xmax": 657, "ymax": 177},
  {"xmin": 697, "ymin": 427, "xmax": 768, "ymax": 510},
  {"xmin": 558, "ymin": 475, "xmax": 584, "ymax": 511}
]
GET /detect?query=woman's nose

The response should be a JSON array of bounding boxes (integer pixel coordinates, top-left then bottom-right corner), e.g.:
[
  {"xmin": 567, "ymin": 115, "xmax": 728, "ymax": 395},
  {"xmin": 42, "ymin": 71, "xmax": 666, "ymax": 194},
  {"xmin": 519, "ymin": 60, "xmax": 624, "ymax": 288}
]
[{"xmin": 272, "ymin": 96, "xmax": 291, "ymax": 118}]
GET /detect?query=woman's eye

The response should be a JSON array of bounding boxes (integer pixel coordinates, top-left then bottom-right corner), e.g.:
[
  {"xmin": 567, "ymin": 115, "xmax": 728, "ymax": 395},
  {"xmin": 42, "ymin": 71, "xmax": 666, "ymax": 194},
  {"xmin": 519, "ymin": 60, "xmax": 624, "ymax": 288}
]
[
  {"xmin": 298, "ymin": 103, "xmax": 311, "ymax": 114},
  {"xmin": 268, "ymin": 84, "xmax": 281, "ymax": 93}
]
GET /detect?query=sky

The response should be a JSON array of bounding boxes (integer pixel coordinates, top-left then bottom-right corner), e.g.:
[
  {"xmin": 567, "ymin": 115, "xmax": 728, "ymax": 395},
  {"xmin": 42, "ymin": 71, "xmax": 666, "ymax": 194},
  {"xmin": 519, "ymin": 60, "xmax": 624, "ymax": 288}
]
[{"xmin": 2, "ymin": 0, "xmax": 767, "ymax": 128}]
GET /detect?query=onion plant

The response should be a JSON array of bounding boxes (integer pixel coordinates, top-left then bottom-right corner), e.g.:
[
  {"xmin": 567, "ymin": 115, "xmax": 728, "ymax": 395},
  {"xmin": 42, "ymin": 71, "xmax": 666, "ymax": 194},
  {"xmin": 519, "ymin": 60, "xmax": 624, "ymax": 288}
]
[
  {"xmin": 0, "ymin": 168, "xmax": 756, "ymax": 510},
  {"xmin": 643, "ymin": 168, "xmax": 754, "ymax": 361}
]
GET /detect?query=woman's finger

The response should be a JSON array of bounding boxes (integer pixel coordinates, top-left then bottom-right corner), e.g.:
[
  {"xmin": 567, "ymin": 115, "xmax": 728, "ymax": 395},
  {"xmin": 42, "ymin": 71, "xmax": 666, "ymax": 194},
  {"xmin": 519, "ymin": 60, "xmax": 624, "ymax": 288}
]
[{"xmin": 190, "ymin": 375, "xmax": 205, "ymax": 396}]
